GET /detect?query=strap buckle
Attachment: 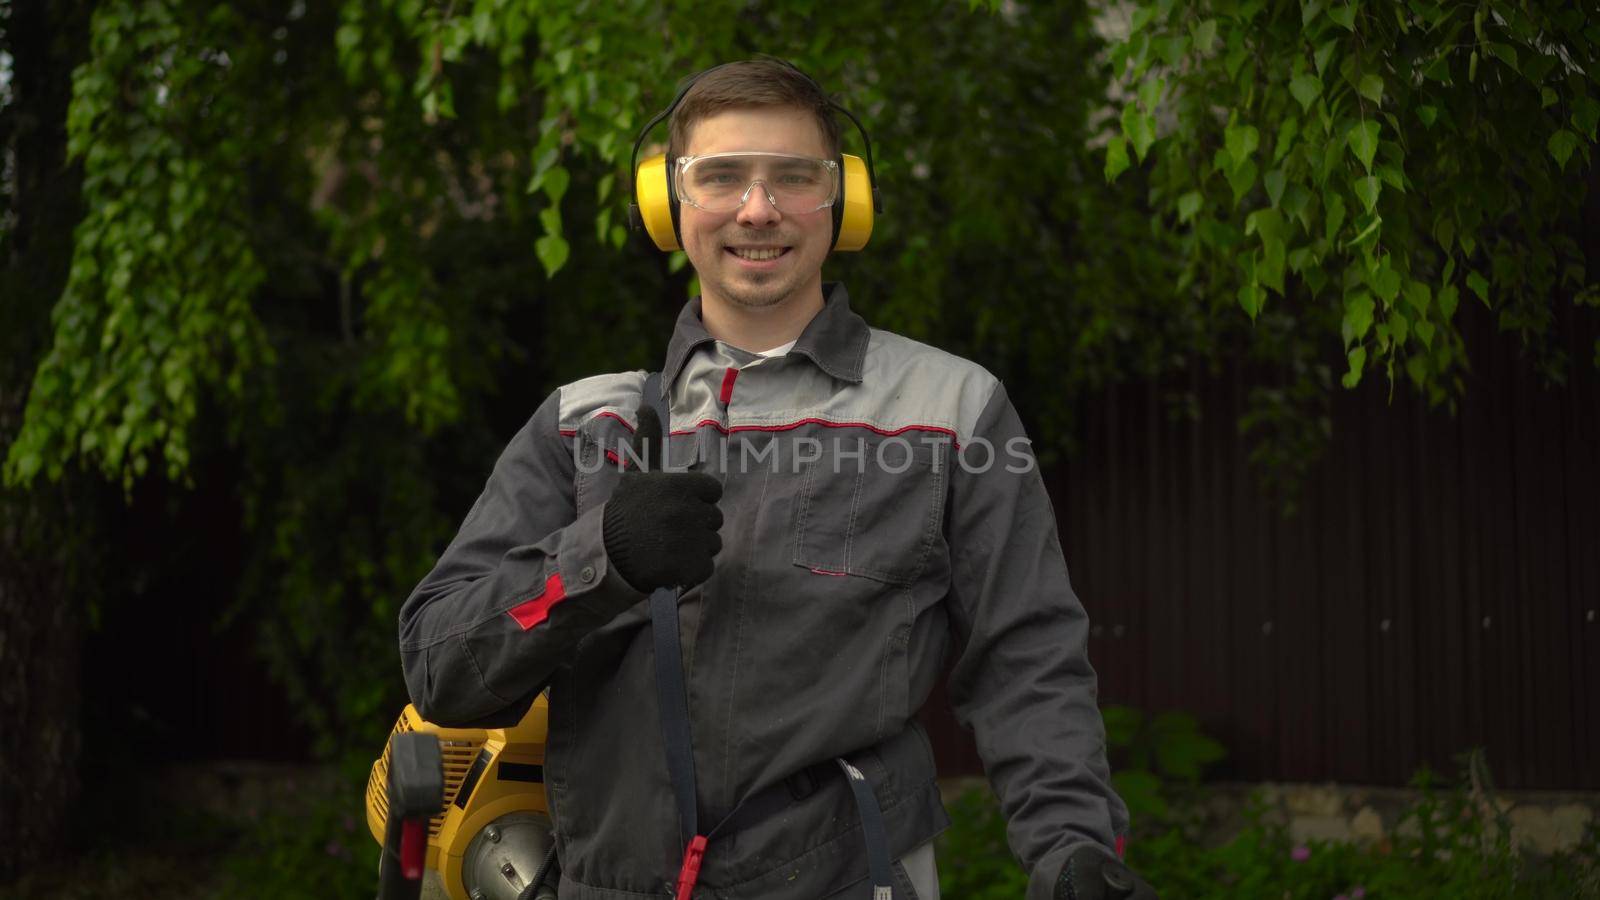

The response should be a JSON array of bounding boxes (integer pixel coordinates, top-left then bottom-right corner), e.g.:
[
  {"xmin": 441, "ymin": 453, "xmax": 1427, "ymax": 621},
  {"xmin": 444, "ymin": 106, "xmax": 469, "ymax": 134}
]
[{"xmin": 674, "ymin": 834, "xmax": 708, "ymax": 900}]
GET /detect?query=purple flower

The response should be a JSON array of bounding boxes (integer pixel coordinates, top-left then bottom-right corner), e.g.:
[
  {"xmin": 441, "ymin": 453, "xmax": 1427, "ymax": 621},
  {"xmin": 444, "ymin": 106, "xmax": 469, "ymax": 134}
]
[
  {"xmin": 1291, "ymin": 844, "xmax": 1311, "ymax": 862},
  {"xmin": 1334, "ymin": 894, "xmax": 1347, "ymax": 900},
  {"xmin": 1352, "ymin": 889, "xmax": 1366, "ymax": 898}
]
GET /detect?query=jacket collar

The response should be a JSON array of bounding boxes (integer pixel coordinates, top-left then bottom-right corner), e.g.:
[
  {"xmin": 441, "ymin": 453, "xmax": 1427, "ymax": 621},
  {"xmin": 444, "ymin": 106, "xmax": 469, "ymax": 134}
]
[{"xmin": 659, "ymin": 282, "xmax": 869, "ymax": 397}]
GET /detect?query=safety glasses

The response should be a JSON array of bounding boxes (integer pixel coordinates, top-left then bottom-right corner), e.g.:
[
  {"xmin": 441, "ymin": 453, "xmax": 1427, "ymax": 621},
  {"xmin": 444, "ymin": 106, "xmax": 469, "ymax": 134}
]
[{"xmin": 674, "ymin": 151, "xmax": 840, "ymax": 214}]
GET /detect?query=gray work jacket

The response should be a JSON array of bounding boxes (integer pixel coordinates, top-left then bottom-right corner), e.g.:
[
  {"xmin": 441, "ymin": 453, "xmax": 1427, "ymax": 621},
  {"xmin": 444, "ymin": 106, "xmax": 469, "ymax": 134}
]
[{"xmin": 399, "ymin": 283, "xmax": 1129, "ymax": 899}]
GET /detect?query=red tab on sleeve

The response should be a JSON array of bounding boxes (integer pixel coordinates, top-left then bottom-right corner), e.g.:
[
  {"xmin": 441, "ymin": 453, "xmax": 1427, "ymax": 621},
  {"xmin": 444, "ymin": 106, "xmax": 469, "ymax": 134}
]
[
  {"xmin": 719, "ymin": 366, "xmax": 738, "ymax": 404},
  {"xmin": 507, "ymin": 571, "xmax": 567, "ymax": 631},
  {"xmin": 1115, "ymin": 834, "xmax": 1127, "ymax": 859}
]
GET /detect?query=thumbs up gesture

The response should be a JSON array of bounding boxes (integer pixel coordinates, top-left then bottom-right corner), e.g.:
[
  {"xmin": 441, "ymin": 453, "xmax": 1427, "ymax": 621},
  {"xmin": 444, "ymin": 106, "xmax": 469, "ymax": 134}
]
[{"xmin": 600, "ymin": 405, "xmax": 724, "ymax": 594}]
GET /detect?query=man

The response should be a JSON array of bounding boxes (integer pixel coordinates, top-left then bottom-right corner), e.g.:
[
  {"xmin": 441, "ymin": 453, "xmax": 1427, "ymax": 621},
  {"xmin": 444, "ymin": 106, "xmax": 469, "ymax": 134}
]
[{"xmin": 399, "ymin": 58, "xmax": 1155, "ymax": 900}]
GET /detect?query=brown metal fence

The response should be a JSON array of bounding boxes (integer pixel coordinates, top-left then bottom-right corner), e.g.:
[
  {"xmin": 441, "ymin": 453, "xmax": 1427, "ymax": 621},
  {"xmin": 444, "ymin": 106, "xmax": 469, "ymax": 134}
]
[{"xmin": 922, "ymin": 305, "xmax": 1600, "ymax": 790}]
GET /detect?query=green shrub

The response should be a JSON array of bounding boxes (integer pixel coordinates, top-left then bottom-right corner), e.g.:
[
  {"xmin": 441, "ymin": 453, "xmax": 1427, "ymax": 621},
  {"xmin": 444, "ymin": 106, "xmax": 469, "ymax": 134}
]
[
  {"xmin": 938, "ymin": 729, "xmax": 1600, "ymax": 899},
  {"xmin": 218, "ymin": 759, "xmax": 375, "ymax": 900}
]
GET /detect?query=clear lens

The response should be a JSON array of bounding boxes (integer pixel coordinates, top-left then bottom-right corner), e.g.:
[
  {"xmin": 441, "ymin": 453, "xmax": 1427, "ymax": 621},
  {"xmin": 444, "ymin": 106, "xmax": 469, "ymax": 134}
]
[{"xmin": 677, "ymin": 153, "xmax": 838, "ymax": 213}]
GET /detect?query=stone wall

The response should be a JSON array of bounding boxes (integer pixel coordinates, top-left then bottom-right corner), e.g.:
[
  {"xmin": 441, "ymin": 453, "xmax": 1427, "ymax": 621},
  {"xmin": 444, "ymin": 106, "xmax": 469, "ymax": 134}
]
[
  {"xmin": 1210, "ymin": 782, "xmax": 1596, "ymax": 856},
  {"xmin": 937, "ymin": 778, "xmax": 1599, "ymax": 856}
]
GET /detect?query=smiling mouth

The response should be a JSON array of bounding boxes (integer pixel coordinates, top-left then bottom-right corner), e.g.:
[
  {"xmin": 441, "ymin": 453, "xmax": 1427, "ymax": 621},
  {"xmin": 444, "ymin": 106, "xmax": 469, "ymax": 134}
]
[{"xmin": 725, "ymin": 246, "xmax": 792, "ymax": 261}]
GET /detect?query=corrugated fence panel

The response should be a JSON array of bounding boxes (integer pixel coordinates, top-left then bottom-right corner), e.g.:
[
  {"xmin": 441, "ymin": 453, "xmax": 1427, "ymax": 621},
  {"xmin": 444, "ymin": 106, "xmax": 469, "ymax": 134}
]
[{"xmin": 920, "ymin": 304, "xmax": 1600, "ymax": 789}]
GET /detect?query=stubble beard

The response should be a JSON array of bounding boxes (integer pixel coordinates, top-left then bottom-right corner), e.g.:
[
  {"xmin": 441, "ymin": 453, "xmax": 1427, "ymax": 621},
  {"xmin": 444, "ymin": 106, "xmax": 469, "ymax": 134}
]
[{"xmin": 719, "ymin": 272, "xmax": 792, "ymax": 310}]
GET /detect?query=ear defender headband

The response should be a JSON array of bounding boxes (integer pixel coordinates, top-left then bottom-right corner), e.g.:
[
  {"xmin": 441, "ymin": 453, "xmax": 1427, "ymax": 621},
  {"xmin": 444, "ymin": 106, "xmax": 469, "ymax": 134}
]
[{"xmin": 627, "ymin": 58, "xmax": 882, "ymax": 253}]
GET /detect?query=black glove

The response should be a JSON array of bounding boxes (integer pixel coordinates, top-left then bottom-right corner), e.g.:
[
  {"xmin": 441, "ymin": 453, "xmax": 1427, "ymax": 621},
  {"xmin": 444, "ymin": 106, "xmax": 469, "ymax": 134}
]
[
  {"xmin": 601, "ymin": 404, "xmax": 723, "ymax": 593},
  {"xmin": 1053, "ymin": 845, "xmax": 1158, "ymax": 900}
]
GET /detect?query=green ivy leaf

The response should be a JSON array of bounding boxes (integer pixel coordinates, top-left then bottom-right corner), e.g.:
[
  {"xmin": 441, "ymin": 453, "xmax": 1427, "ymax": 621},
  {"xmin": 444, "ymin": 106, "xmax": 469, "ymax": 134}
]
[
  {"xmin": 1342, "ymin": 345, "xmax": 1367, "ymax": 388},
  {"xmin": 1376, "ymin": 163, "xmax": 1407, "ymax": 193},
  {"xmin": 1227, "ymin": 159, "xmax": 1258, "ymax": 205},
  {"xmin": 1261, "ymin": 237, "xmax": 1286, "ymax": 294},
  {"xmin": 1327, "ymin": 4, "xmax": 1356, "ymax": 30},
  {"xmin": 1129, "ymin": 4, "xmax": 1157, "ymax": 34},
  {"xmin": 1314, "ymin": 38, "xmax": 1339, "ymax": 76},
  {"xmin": 1238, "ymin": 281, "xmax": 1266, "ymax": 320},
  {"xmin": 1225, "ymin": 122, "xmax": 1260, "ymax": 166},
  {"xmin": 1192, "ymin": 18, "xmax": 1218, "ymax": 53},
  {"xmin": 1438, "ymin": 283, "xmax": 1460, "ymax": 321},
  {"xmin": 1343, "ymin": 292, "xmax": 1374, "ymax": 346},
  {"xmin": 529, "ymin": 146, "xmax": 559, "ymax": 189},
  {"xmin": 1371, "ymin": 261, "xmax": 1402, "ymax": 306},
  {"xmin": 1404, "ymin": 280, "xmax": 1431, "ymax": 316},
  {"xmin": 1161, "ymin": 34, "xmax": 1190, "ymax": 68},
  {"xmin": 1415, "ymin": 319, "xmax": 1436, "ymax": 349},
  {"xmin": 1348, "ymin": 211, "xmax": 1383, "ymax": 247},
  {"xmin": 1323, "ymin": 191, "xmax": 1346, "ymax": 242},
  {"xmin": 1352, "ymin": 174, "xmax": 1381, "ymax": 213},
  {"xmin": 1485, "ymin": 41, "xmax": 1518, "ymax": 72},
  {"xmin": 1357, "ymin": 73, "xmax": 1384, "ymax": 103},
  {"xmin": 1121, "ymin": 104, "xmax": 1157, "ymax": 161},
  {"xmin": 1418, "ymin": 105, "xmax": 1438, "ymax": 127},
  {"xmin": 1467, "ymin": 271, "xmax": 1490, "ymax": 306},
  {"xmin": 1573, "ymin": 96, "xmax": 1600, "ymax": 140},
  {"xmin": 1433, "ymin": 216, "xmax": 1456, "ymax": 250},
  {"xmin": 1548, "ymin": 129, "xmax": 1580, "ymax": 170},
  {"xmin": 1274, "ymin": 117, "xmax": 1300, "ymax": 163},
  {"xmin": 1264, "ymin": 169, "xmax": 1287, "ymax": 207},
  {"xmin": 538, "ymin": 205, "xmax": 561, "ymax": 235},
  {"xmin": 1290, "ymin": 73, "xmax": 1322, "ymax": 111},
  {"xmin": 1288, "ymin": 245, "xmax": 1313, "ymax": 273},
  {"xmin": 1301, "ymin": 0, "xmax": 1324, "ymax": 27},
  {"xmin": 1138, "ymin": 76, "xmax": 1164, "ymax": 112},
  {"xmin": 1104, "ymin": 135, "xmax": 1131, "ymax": 182},
  {"xmin": 1282, "ymin": 183, "xmax": 1313, "ymax": 231},
  {"xmin": 535, "ymin": 233, "xmax": 570, "ymax": 277},
  {"xmin": 1347, "ymin": 120, "xmax": 1380, "ymax": 172},
  {"xmin": 1246, "ymin": 207, "xmax": 1285, "ymax": 243},
  {"xmin": 1177, "ymin": 190, "xmax": 1203, "ymax": 223},
  {"xmin": 1389, "ymin": 308, "xmax": 1411, "ymax": 346},
  {"xmin": 542, "ymin": 165, "xmax": 571, "ymax": 205}
]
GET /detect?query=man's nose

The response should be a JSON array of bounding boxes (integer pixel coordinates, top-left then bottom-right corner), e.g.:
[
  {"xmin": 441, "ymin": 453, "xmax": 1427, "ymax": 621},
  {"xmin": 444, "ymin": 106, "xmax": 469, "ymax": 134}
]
[{"xmin": 735, "ymin": 180, "xmax": 782, "ymax": 227}]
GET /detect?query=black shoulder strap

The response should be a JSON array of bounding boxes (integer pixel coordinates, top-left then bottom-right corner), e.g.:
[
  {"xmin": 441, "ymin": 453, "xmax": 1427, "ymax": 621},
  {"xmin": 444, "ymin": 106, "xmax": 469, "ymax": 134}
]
[
  {"xmin": 642, "ymin": 371, "xmax": 698, "ymax": 846},
  {"xmin": 639, "ymin": 370, "xmax": 895, "ymax": 899}
]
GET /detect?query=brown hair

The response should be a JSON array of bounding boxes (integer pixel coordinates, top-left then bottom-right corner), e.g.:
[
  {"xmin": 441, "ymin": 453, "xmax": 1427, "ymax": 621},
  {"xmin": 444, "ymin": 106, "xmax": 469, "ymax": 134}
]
[{"xmin": 667, "ymin": 58, "xmax": 842, "ymax": 160}]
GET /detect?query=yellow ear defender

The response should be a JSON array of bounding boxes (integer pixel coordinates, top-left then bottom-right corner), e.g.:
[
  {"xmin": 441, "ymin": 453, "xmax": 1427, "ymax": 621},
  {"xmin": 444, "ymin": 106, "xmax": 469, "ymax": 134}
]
[{"xmin": 627, "ymin": 58, "xmax": 882, "ymax": 253}]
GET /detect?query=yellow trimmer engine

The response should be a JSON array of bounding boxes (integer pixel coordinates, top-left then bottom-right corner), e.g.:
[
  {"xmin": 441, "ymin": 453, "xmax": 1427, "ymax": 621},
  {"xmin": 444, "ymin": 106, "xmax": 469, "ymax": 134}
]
[{"xmin": 366, "ymin": 700, "xmax": 555, "ymax": 900}]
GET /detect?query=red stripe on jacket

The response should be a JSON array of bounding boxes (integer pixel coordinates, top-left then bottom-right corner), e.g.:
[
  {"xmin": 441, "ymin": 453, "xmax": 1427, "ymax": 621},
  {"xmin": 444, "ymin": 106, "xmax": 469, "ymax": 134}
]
[
  {"xmin": 507, "ymin": 572, "xmax": 567, "ymax": 631},
  {"xmin": 671, "ymin": 417, "xmax": 959, "ymax": 446}
]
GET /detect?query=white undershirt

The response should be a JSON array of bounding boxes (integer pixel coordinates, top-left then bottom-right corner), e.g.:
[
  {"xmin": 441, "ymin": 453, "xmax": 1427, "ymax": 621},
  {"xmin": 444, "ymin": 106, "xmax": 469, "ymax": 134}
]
[{"xmin": 755, "ymin": 338, "xmax": 797, "ymax": 358}]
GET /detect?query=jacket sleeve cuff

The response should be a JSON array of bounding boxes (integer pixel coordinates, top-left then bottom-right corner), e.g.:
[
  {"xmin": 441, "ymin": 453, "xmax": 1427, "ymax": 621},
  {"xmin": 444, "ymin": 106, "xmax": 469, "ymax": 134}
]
[
  {"xmin": 495, "ymin": 503, "xmax": 641, "ymax": 634},
  {"xmin": 553, "ymin": 500, "xmax": 645, "ymax": 617}
]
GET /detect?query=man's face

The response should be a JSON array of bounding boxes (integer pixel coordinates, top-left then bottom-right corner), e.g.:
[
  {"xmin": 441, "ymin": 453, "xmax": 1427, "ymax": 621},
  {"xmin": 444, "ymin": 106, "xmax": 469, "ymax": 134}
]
[{"xmin": 678, "ymin": 106, "xmax": 834, "ymax": 312}]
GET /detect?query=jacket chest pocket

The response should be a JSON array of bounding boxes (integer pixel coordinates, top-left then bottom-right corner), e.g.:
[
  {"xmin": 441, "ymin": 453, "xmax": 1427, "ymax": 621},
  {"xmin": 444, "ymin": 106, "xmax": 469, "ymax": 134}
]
[{"xmin": 791, "ymin": 437, "xmax": 948, "ymax": 585}]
